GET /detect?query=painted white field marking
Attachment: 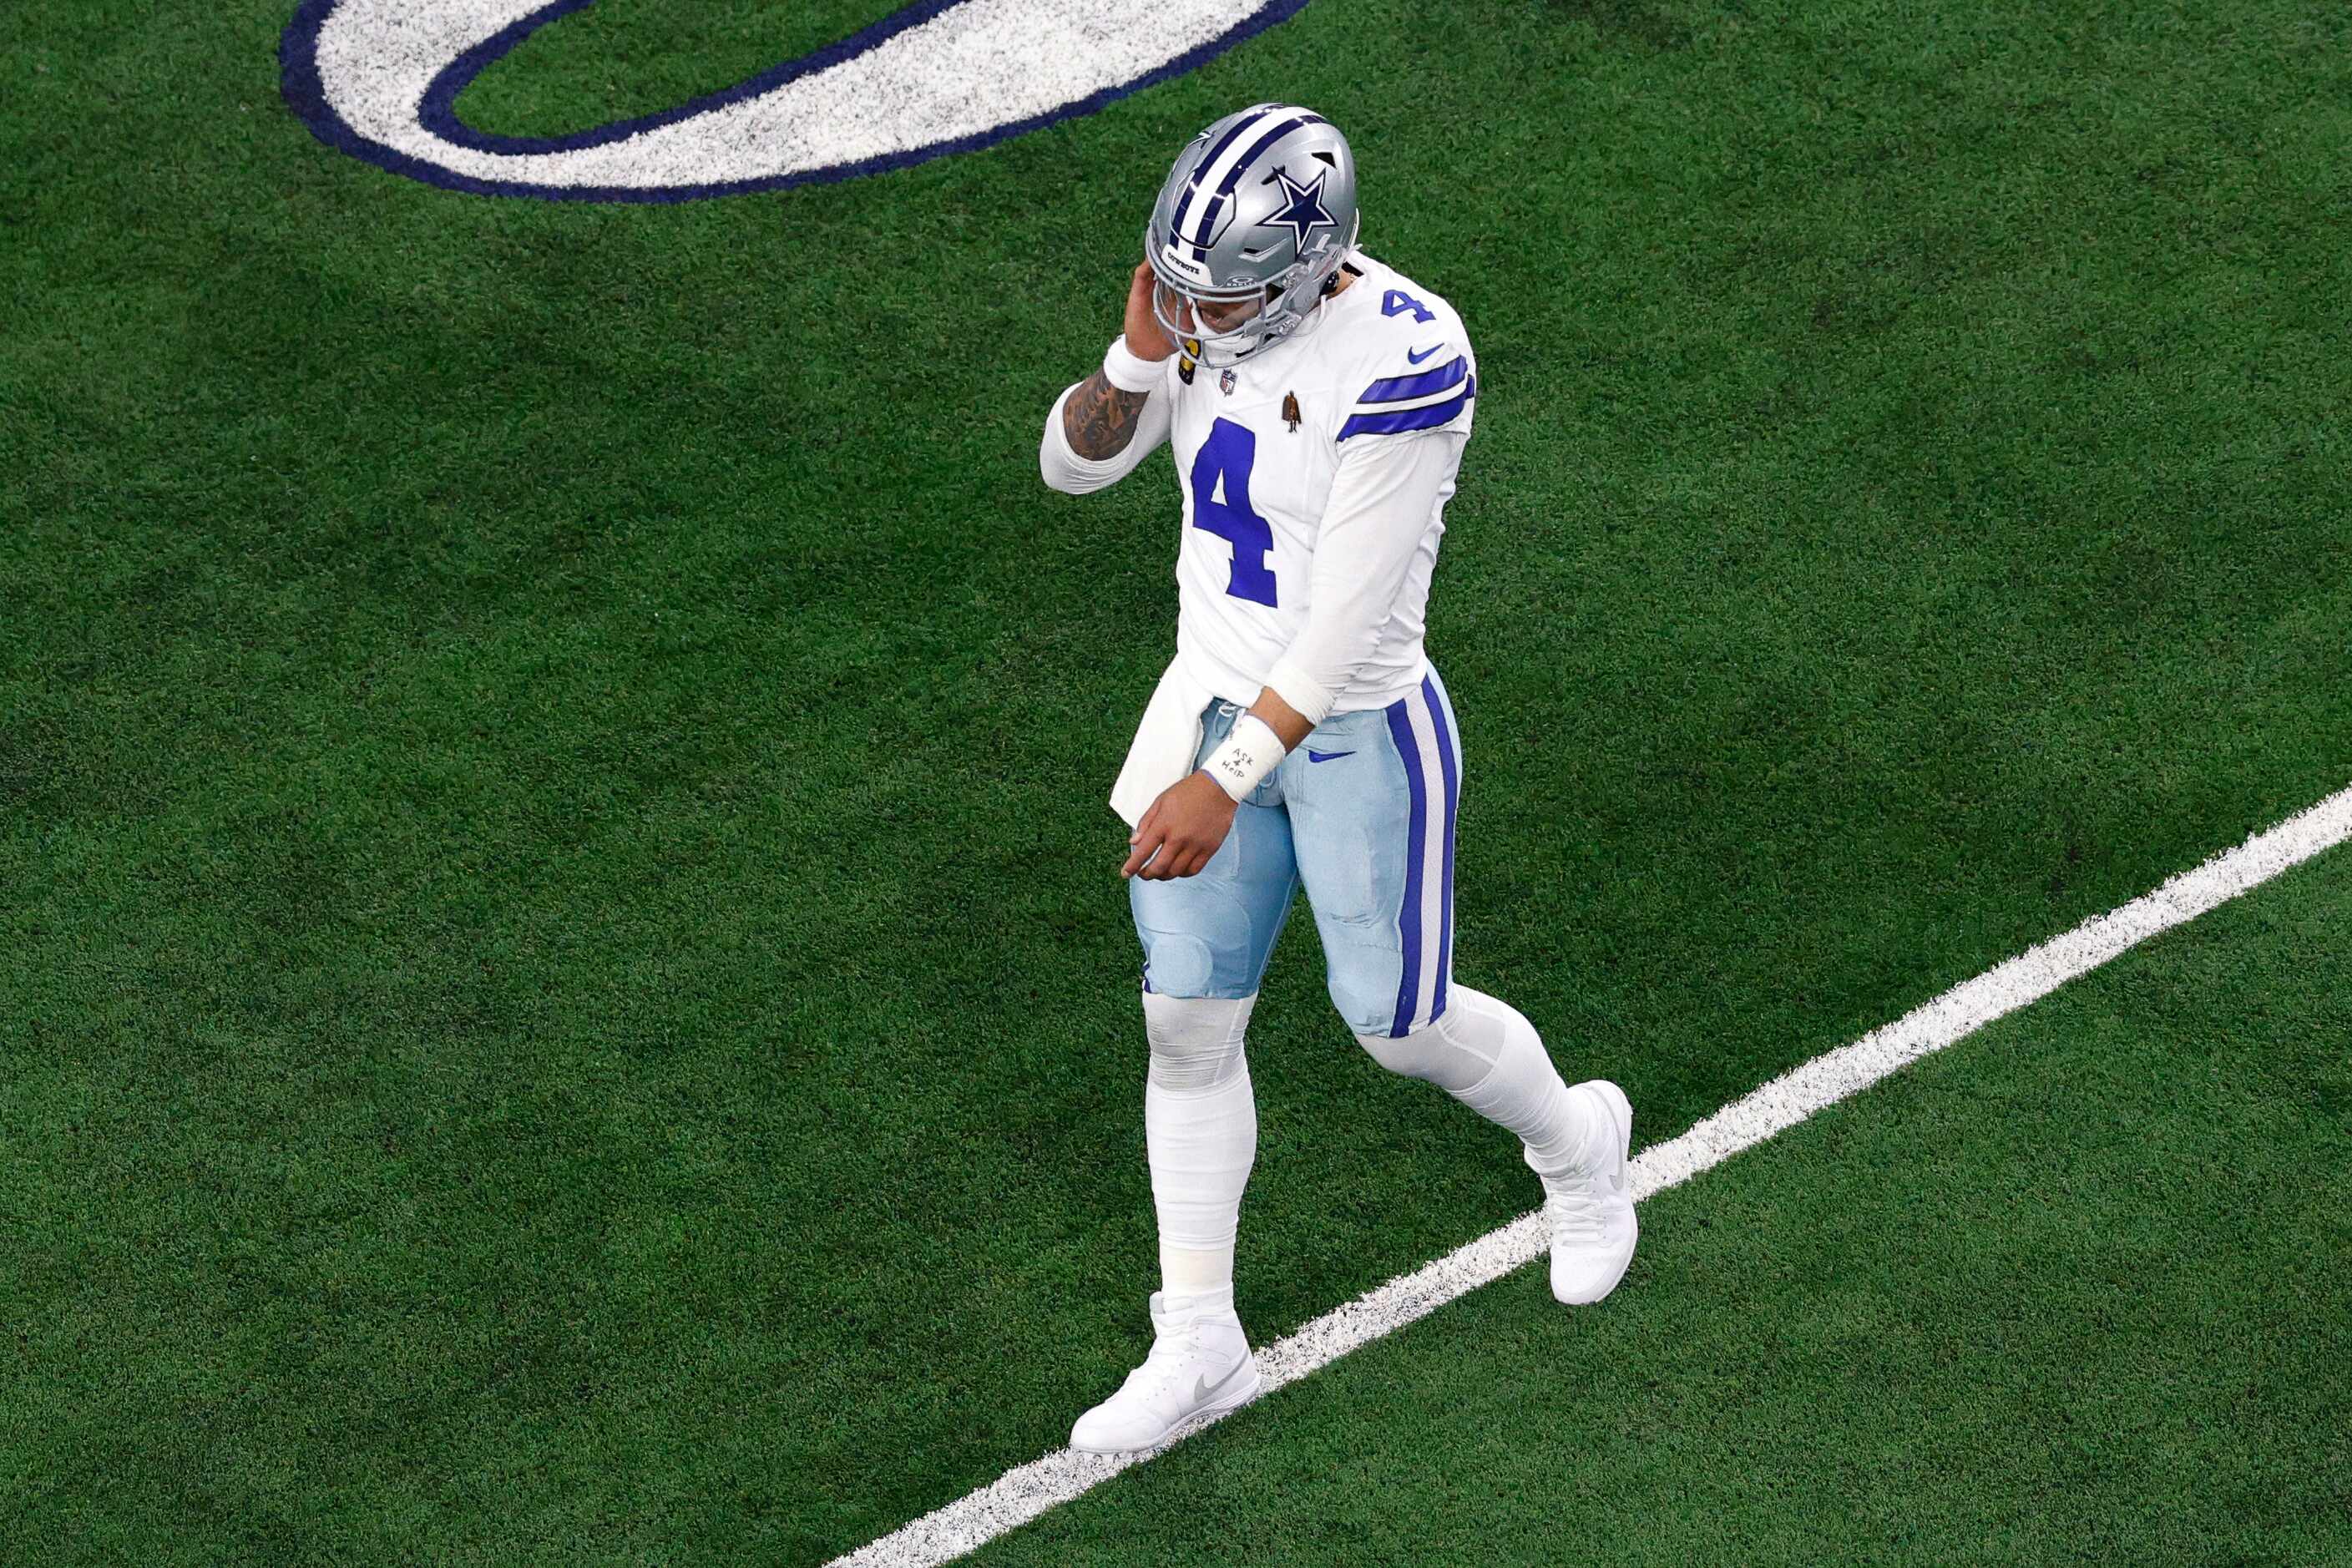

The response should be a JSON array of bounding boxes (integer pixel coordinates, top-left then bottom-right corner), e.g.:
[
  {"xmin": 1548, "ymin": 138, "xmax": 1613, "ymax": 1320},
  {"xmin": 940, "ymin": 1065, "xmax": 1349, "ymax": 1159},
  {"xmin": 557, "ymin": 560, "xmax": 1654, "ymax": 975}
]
[
  {"xmin": 832, "ymin": 781, "xmax": 2352, "ymax": 1568},
  {"xmin": 286, "ymin": 0, "xmax": 1307, "ymax": 199}
]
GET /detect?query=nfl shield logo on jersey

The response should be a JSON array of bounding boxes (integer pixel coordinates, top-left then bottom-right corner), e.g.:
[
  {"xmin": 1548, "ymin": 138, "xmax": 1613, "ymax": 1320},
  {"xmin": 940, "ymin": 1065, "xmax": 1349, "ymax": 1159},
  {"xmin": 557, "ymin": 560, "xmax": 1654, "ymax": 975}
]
[{"xmin": 1219, "ymin": 368, "xmax": 1237, "ymax": 396}]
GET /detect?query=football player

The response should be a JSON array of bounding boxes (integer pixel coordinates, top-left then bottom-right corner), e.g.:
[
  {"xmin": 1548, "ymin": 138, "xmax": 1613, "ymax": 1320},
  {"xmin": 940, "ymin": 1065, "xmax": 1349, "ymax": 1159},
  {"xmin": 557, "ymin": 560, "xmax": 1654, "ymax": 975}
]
[{"xmin": 1039, "ymin": 104, "xmax": 1636, "ymax": 1455}]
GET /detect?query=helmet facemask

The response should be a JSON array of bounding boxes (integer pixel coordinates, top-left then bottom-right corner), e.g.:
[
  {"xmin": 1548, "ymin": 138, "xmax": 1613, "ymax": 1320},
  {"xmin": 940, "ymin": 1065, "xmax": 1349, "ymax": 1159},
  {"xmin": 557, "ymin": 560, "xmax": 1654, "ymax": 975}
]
[{"xmin": 1145, "ymin": 211, "xmax": 1360, "ymax": 367}]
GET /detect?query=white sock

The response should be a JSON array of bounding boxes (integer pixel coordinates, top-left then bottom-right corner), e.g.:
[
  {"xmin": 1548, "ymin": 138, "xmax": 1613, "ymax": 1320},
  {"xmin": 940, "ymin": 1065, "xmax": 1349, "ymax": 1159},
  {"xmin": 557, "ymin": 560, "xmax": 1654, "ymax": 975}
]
[
  {"xmin": 1142, "ymin": 992, "xmax": 1259, "ymax": 1302},
  {"xmin": 1159, "ymin": 1285, "xmax": 1237, "ymax": 1321},
  {"xmin": 1356, "ymin": 985, "xmax": 1591, "ymax": 1174}
]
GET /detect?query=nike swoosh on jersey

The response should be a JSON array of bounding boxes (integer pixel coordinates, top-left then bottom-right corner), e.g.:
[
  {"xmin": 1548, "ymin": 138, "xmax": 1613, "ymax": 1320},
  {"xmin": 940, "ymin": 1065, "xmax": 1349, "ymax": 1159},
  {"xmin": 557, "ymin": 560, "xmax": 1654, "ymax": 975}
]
[
  {"xmin": 1191, "ymin": 1362, "xmax": 1250, "ymax": 1406},
  {"xmin": 1307, "ymin": 749, "xmax": 1356, "ymax": 762},
  {"xmin": 1406, "ymin": 342, "xmax": 1445, "ymax": 364}
]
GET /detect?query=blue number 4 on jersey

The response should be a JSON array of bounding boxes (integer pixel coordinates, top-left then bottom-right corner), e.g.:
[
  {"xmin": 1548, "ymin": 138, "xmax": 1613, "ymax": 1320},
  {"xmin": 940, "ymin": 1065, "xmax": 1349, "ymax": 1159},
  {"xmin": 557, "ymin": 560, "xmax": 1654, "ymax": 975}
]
[{"xmin": 1190, "ymin": 417, "xmax": 1277, "ymax": 608}]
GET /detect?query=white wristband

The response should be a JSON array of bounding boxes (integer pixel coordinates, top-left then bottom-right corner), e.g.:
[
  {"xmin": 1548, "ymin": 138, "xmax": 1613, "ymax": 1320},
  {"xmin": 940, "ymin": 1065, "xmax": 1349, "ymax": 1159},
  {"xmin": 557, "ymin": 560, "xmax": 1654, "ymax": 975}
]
[
  {"xmin": 1101, "ymin": 335, "xmax": 1166, "ymax": 394},
  {"xmin": 1201, "ymin": 715, "xmax": 1287, "ymax": 802}
]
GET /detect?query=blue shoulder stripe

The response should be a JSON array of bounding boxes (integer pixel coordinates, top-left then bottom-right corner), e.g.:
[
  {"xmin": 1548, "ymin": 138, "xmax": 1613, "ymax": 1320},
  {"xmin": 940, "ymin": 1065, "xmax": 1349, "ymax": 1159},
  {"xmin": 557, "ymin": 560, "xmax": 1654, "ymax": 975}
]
[
  {"xmin": 1359, "ymin": 355, "xmax": 1467, "ymax": 406},
  {"xmin": 1337, "ymin": 377, "xmax": 1475, "ymax": 442}
]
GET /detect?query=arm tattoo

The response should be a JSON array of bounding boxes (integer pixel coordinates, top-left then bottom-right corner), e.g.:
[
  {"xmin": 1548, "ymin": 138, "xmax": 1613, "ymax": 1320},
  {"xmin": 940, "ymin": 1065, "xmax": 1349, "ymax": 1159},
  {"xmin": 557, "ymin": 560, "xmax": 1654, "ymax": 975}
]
[{"xmin": 1061, "ymin": 370, "xmax": 1152, "ymax": 461}]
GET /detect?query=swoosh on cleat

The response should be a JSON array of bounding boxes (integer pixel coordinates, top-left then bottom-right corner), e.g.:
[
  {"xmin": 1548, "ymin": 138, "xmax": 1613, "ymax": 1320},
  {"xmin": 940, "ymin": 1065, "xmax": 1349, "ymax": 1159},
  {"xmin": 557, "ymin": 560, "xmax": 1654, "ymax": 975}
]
[
  {"xmin": 1191, "ymin": 1362, "xmax": 1249, "ymax": 1406},
  {"xmin": 829, "ymin": 782, "xmax": 2352, "ymax": 1568}
]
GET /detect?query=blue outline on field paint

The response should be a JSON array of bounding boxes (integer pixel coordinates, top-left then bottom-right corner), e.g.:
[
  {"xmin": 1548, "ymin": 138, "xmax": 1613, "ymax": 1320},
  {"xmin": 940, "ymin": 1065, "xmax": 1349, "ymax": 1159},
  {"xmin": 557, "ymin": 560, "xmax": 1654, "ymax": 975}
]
[{"xmin": 278, "ymin": 0, "xmax": 1319, "ymax": 203}]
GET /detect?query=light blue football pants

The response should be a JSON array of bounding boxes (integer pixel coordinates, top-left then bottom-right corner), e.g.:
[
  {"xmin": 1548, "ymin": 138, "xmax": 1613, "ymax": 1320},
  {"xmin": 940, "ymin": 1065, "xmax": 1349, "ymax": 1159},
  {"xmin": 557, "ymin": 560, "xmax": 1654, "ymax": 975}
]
[
  {"xmin": 1129, "ymin": 667, "xmax": 1595, "ymax": 1301},
  {"xmin": 1130, "ymin": 667, "xmax": 1461, "ymax": 1038}
]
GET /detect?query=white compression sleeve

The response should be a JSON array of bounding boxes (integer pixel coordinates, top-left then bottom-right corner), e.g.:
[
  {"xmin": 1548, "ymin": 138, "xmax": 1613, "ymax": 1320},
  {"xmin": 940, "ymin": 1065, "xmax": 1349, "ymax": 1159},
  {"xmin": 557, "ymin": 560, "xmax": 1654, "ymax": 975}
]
[
  {"xmin": 1142, "ymin": 990, "xmax": 1259, "ymax": 1301},
  {"xmin": 1355, "ymin": 986, "xmax": 1593, "ymax": 1175}
]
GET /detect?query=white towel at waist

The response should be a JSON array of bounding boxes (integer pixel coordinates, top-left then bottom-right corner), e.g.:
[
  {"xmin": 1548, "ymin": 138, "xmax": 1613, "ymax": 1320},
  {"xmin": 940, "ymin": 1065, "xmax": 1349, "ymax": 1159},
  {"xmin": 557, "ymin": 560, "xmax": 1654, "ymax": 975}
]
[{"xmin": 1109, "ymin": 655, "xmax": 1230, "ymax": 827}]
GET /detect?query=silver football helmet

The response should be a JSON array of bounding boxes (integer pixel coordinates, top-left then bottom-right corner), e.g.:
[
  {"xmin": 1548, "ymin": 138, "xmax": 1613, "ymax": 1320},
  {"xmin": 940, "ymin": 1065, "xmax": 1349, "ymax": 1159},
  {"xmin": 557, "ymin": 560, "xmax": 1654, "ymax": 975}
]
[{"xmin": 1145, "ymin": 103, "xmax": 1360, "ymax": 367}]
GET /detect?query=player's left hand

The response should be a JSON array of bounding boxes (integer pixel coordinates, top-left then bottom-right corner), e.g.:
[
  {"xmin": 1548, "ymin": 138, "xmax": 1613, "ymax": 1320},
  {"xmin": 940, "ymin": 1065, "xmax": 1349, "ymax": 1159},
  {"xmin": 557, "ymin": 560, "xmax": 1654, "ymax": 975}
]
[{"xmin": 1121, "ymin": 771, "xmax": 1238, "ymax": 880}]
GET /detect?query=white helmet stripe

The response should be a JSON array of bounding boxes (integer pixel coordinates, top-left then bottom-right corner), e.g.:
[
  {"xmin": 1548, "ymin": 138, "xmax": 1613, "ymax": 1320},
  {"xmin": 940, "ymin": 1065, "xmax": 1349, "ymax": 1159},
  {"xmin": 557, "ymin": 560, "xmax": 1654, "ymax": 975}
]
[
  {"xmin": 1182, "ymin": 109, "xmax": 1325, "ymax": 256},
  {"xmin": 1168, "ymin": 103, "xmax": 1297, "ymax": 254}
]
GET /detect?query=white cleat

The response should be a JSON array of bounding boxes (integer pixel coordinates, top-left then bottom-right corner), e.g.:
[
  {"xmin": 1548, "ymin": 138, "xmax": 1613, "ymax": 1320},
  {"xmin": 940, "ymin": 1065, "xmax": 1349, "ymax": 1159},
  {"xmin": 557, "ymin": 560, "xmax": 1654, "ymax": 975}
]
[
  {"xmin": 1069, "ymin": 1292, "xmax": 1263, "ymax": 1454},
  {"xmin": 1536, "ymin": 1080, "xmax": 1638, "ymax": 1305}
]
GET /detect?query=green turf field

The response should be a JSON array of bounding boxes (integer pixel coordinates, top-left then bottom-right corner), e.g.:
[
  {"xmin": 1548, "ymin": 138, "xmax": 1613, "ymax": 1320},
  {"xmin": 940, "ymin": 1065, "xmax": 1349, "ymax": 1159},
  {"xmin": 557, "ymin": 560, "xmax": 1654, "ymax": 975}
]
[
  {"xmin": 4, "ymin": 0, "xmax": 2348, "ymax": 1562},
  {"xmin": 972, "ymin": 845, "xmax": 2352, "ymax": 1565}
]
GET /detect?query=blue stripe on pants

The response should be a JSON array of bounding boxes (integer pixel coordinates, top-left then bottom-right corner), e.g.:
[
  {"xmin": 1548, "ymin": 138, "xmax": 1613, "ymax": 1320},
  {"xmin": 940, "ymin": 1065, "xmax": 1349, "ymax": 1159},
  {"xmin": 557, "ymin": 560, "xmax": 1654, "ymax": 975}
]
[
  {"xmin": 1384, "ymin": 695, "xmax": 1428, "ymax": 1038},
  {"xmin": 1424, "ymin": 675, "xmax": 1459, "ymax": 1024}
]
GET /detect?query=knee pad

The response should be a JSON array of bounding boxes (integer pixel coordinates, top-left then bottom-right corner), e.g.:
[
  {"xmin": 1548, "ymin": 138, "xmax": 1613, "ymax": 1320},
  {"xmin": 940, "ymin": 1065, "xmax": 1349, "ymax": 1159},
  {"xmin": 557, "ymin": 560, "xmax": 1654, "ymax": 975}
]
[
  {"xmin": 1144, "ymin": 991, "xmax": 1257, "ymax": 1095},
  {"xmin": 1139, "ymin": 933, "xmax": 1219, "ymax": 999},
  {"xmin": 1323, "ymin": 959, "xmax": 1400, "ymax": 1039}
]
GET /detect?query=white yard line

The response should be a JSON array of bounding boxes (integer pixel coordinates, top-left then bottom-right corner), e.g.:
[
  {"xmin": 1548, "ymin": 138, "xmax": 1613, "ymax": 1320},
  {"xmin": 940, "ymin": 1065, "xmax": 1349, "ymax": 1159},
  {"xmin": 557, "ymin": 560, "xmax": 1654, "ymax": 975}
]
[{"xmin": 832, "ymin": 782, "xmax": 2352, "ymax": 1568}]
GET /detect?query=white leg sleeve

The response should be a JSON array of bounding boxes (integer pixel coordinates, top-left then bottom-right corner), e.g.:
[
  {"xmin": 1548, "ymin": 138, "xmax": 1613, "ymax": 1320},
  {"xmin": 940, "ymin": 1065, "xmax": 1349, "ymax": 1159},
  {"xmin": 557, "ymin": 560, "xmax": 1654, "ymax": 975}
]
[
  {"xmin": 1355, "ymin": 986, "xmax": 1592, "ymax": 1174},
  {"xmin": 1143, "ymin": 991, "xmax": 1259, "ymax": 1302}
]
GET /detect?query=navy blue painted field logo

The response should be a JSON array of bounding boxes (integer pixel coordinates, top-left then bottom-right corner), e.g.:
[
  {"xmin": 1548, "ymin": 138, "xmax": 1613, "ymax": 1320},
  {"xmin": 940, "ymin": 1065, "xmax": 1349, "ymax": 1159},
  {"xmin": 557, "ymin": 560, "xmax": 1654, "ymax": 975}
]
[{"xmin": 280, "ymin": 0, "xmax": 1316, "ymax": 202}]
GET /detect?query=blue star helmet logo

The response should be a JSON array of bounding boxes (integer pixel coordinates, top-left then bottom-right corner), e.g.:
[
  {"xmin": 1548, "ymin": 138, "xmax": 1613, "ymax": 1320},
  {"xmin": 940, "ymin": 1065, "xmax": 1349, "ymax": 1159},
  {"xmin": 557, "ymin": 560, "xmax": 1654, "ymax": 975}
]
[{"xmin": 1254, "ymin": 165, "xmax": 1337, "ymax": 254}]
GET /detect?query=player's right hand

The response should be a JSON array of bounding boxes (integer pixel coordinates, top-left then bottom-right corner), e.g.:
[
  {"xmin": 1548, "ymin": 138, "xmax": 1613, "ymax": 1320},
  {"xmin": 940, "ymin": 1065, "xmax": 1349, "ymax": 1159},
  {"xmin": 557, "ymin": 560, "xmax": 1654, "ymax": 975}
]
[
  {"xmin": 1124, "ymin": 260, "xmax": 1177, "ymax": 362},
  {"xmin": 1120, "ymin": 770, "xmax": 1237, "ymax": 881}
]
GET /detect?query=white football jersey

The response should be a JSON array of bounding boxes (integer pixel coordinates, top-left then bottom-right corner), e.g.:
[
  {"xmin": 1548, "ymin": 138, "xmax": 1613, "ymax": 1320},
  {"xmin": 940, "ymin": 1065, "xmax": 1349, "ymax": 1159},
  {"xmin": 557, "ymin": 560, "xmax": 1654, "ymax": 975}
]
[{"xmin": 1158, "ymin": 251, "xmax": 1476, "ymax": 713}]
